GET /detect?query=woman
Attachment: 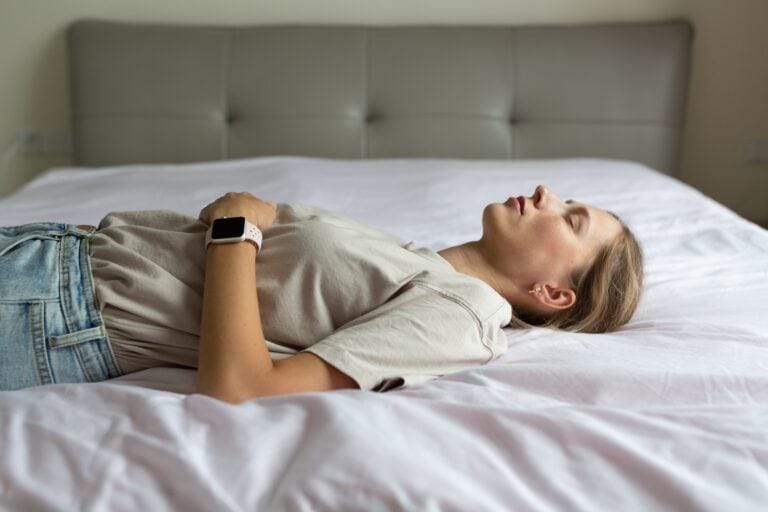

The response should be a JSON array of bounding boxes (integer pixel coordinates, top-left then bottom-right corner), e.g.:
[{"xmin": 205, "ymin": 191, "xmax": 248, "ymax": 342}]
[{"xmin": 0, "ymin": 185, "xmax": 643, "ymax": 400}]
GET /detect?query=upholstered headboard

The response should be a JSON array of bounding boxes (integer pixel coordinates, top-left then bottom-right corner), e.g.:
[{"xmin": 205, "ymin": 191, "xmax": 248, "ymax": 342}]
[{"xmin": 68, "ymin": 20, "xmax": 692, "ymax": 175}]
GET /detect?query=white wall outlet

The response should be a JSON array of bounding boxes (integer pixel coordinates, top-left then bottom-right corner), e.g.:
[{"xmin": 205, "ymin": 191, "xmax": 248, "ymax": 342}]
[
  {"xmin": 746, "ymin": 138, "xmax": 768, "ymax": 165},
  {"xmin": 18, "ymin": 131, "xmax": 72, "ymax": 156}
]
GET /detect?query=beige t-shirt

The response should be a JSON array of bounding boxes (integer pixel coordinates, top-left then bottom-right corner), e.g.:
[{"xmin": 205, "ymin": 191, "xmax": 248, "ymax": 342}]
[{"xmin": 89, "ymin": 203, "xmax": 512, "ymax": 392}]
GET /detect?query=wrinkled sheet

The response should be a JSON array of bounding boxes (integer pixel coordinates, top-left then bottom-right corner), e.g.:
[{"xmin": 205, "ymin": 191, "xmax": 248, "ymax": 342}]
[{"xmin": 1, "ymin": 156, "xmax": 767, "ymax": 511}]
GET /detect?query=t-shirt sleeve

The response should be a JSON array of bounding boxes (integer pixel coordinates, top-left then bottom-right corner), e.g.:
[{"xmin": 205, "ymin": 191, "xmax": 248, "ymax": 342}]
[{"xmin": 299, "ymin": 283, "xmax": 496, "ymax": 392}]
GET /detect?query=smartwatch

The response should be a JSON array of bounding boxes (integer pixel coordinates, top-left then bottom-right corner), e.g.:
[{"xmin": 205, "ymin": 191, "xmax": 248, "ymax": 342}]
[{"xmin": 205, "ymin": 216, "xmax": 262, "ymax": 252}]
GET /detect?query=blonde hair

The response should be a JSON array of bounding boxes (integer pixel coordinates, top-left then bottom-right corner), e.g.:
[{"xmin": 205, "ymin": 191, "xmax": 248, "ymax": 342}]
[{"xmin": 508, "ymin": 214, "xmax": 643, "ymax": 333}]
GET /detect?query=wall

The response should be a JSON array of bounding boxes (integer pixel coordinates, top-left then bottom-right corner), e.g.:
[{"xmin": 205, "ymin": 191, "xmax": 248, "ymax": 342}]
[{"xmin": 1, "ymin": 0, "xmax": 766, "ymax": 226}]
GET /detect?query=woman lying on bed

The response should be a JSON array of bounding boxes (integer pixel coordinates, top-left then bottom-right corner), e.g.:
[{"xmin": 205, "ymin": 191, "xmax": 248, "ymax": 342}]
[{"xmin": 0, "ymin": 185, "xmax": 643, "ymax": 401}]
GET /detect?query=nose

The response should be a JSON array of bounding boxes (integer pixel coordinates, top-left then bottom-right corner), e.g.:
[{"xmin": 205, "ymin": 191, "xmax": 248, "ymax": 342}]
[
  {"xmin": 532, "ymin": 185, "xmax": 548, "ymax": 208},
  {"xmin": 531, "ymin": 185, "xmax": 562, "ymax": 210}
]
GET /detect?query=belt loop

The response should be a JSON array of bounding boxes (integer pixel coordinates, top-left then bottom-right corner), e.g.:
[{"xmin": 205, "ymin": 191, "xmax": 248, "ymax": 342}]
[
  {"xmin": 49, "ymin": 324, "xmax": 107, "ymax": 348},
  {"xmin": 58, "ymin": 234, "xmax": 78, "ymax": 334}
]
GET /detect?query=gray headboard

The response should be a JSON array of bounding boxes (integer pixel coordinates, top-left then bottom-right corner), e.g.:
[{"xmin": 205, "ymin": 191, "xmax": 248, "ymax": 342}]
[{"xmin": 68, "ymin": 20, "xmax": 692, "ymax": 176}]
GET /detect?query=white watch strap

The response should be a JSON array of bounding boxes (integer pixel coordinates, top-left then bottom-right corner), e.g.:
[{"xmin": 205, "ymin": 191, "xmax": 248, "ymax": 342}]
[{"xmin": 244, "ymin": 221, "xmax": 263, "ymax": 251}]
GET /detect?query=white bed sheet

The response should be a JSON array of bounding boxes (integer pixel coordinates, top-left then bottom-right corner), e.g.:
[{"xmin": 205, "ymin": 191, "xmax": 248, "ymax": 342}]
[{"xmin": 1, "ymin": 156, "xmax": 767, "ymax": 511}]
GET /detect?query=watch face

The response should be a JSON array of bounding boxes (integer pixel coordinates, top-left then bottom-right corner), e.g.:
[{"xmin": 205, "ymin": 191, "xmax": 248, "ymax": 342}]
[{"xmin": 211, "ymin": 217, "xmax": 246, "ymax": 240}]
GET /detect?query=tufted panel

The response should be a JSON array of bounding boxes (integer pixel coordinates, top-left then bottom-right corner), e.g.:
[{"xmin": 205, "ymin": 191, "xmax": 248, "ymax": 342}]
[{"xmin": 69, "ymin": 20, "xmax": 691, "ymax": 175}]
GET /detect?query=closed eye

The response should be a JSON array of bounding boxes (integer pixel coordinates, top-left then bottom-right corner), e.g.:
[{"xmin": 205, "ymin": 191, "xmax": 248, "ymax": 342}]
[
  {"xmin": 564, "ymin": 199, "xmax": 586, "ymax": 234},
  {"xmin": 564, "ymin": 200, "xmax": 575, "ymax": 231}
]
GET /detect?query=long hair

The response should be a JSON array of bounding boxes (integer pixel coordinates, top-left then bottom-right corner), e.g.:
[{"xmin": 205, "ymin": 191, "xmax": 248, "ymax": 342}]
[{"xmin": 508, "ymin": 216, "xmax": 643, "ymax": 333}]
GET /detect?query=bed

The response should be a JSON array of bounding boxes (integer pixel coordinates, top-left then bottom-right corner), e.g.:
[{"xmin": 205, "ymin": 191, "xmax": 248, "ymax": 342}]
[{"xmin": 1, "ymin": 19, "xmax": 767, "ymax": 511}]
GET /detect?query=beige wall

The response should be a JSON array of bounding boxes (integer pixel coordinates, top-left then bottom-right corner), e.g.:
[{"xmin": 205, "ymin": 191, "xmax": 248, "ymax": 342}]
[{"xmin": 1, "ymin": 0, "xmax": 766, "ymax": 226}]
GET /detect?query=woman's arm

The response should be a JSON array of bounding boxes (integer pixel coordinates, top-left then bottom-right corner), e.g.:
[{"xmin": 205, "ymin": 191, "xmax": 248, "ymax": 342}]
[
  {"xmin": 197, "ymin": 240, "xmax": 273, "ymax": 402},
  {"xmin": 196, "ymin": 192, "xmax": 276, "ymax": 403}
]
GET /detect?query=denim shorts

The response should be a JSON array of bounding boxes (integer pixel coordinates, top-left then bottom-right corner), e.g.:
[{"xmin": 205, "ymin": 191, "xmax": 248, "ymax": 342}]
[{"xmin": 0, "ymin": 222, "xmax": 124, "ymax": 391}]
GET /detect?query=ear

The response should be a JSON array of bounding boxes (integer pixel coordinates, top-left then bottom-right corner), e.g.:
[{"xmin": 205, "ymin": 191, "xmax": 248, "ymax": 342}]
[{"xmin": 530, "ymin": 282, "xmax": 576, "ymax": 311}]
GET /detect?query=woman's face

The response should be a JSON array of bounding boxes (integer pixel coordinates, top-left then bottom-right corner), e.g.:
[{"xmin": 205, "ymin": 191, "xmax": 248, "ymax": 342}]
[{"xmin": 481, "ymin": 184, "xmax": 623, "ymax": 293}]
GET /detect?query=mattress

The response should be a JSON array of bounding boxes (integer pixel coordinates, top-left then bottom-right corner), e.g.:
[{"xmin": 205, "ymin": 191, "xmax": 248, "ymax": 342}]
[{"xmin": 1, "ymin": 156, "xmax": 767, "ymax": 511}]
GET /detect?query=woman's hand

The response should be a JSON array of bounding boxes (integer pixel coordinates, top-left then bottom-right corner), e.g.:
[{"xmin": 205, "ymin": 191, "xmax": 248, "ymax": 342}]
[{"xmin": 198, "ymin": 191, "xmax": 278, "ymax": 230}]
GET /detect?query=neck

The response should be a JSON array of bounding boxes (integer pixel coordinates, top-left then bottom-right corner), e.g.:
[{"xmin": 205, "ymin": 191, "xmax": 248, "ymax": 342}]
[{"xmin": 437, "ymin": 241, "xmax": 516, "ymax": 303}]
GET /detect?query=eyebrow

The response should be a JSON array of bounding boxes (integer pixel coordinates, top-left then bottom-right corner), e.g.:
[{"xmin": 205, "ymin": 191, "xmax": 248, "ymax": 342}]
[{"xmin": 565, "ymin": 199, "xmax": 591, "ymax": 234}]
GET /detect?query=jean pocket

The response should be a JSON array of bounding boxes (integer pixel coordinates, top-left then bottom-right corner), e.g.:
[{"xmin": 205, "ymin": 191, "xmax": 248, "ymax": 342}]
[
  {"xmin": 0, "ymin": 233, "xmax": 62, "ymax": 300},
  {"xmin": 0, "ymin": 301, "xmax": 54, "ymax": 391},
  {"xmin": 0, "ymin": 232, "xmax": 62, "ymax": 258}
]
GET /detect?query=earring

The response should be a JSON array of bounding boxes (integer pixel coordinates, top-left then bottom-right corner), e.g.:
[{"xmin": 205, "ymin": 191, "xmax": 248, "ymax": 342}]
[{"xmin": 528, "ymin": 286, "xmax": 542, "ymax": 296}]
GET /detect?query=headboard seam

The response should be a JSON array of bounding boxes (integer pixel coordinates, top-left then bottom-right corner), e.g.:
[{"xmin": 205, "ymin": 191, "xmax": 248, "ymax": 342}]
[
  {"xmin": 223, "ymin": 30, "xmax": 232, "ymax": 159},
  {"xmin": 511, "ymin": 28, "xmax": 517, "ymax": 158},
  {"xmin": 364, "ymin": 27, "xmax": 371, "ymax": 158}
]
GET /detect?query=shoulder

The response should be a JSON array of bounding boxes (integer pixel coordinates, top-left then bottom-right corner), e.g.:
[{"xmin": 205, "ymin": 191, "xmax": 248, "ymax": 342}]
[
  {"xmin": 411, "ymin": 271, "xmax": 511, "ymax": 326},
  {"xmin": 408, "ymin": 273, "xmax": 512, "ymax": 357}
]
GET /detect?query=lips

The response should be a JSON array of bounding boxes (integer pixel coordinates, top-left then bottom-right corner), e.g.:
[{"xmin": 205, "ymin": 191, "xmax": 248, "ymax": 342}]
[{"xmin": 516, "ymin": 196, "xmax": 525, "ymax": 214}]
